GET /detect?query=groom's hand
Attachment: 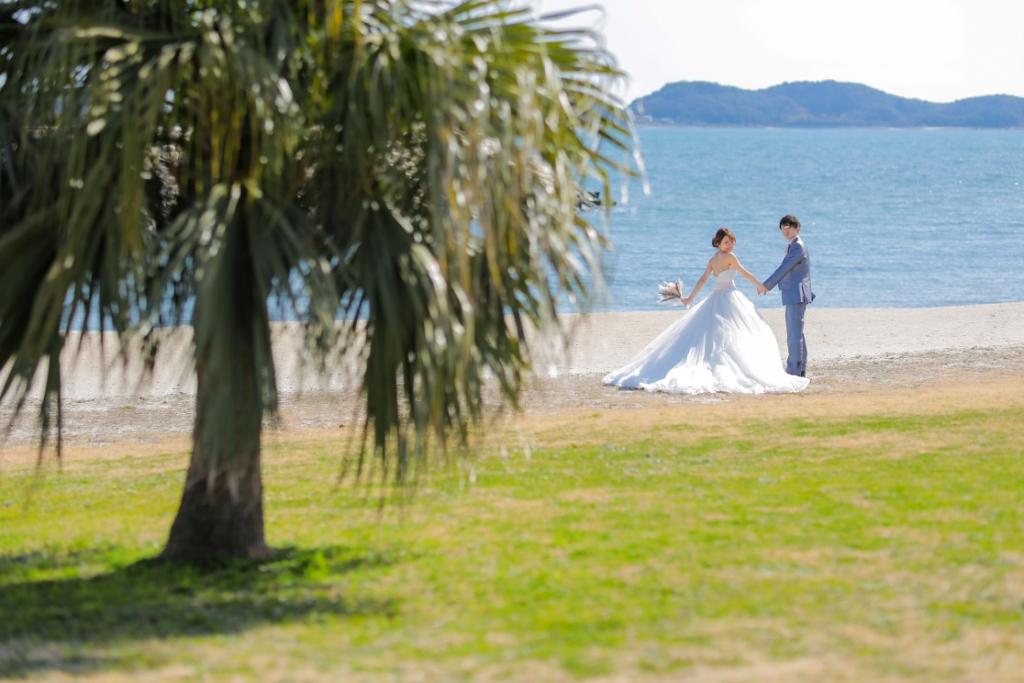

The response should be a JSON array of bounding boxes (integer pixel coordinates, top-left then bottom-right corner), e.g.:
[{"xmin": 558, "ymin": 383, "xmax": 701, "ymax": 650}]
[{"xmin": 756, "ymin": 283, "xmax": 768, "ymax": 295}]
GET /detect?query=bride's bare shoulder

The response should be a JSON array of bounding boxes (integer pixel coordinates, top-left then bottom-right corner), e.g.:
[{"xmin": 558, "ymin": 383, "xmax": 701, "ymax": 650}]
[{"xmin": 714, "ymin": 253, "xmax": 738, "ymax": 270}]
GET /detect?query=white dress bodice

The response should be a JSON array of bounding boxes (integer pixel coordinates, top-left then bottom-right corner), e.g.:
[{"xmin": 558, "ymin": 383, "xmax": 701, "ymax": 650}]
[{"xmin": 712, "ymin": 268, "xmax": 738, "ymax": 292}]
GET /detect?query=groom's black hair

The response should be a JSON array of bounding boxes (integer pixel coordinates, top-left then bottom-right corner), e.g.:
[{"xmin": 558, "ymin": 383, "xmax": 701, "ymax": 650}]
[{"xmin": 779, "ymin": 215, "xmax": 801, "ymax": 229}]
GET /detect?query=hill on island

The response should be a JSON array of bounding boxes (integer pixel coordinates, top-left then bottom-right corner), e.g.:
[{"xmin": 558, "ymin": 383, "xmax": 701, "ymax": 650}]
[{"xmin": 629, "ymin": 81, "xmax": 1024, "ymax": 128}]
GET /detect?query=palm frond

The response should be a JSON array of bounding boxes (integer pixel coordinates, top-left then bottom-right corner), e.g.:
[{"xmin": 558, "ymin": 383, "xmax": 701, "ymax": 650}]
[{"xmin": 0, "ymin": 0, "xmax": 641, "ymax": 494}]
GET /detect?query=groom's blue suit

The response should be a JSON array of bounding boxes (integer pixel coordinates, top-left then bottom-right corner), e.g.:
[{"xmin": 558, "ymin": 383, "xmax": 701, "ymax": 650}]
[{"xmin": 764, "ymin": 236, "xmax": 815, "ymax": 376}]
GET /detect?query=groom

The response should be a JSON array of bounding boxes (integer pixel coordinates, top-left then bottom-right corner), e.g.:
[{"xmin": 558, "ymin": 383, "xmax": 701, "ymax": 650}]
[{"xmin": 762, "ymin": 215, "xmax": 815, "ymax": 377}]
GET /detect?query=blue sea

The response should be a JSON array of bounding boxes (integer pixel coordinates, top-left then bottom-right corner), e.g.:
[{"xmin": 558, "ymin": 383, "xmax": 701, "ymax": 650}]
[
  {"xmin": 594, "ymin": 126, "xmax": 1024, "ymax": 310},
  {"xmin": 65, "ymin": 126, "xmax": 1024, "ymax": 330}
]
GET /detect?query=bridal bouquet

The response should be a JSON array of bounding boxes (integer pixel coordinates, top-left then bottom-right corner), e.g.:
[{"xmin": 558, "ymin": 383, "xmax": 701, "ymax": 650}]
[{"xmin": 657, "ymin": 279, "xmax": 685, "ymax": 304}]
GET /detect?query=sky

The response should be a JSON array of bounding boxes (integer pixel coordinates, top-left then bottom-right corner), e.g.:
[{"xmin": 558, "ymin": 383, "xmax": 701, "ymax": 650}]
[{"xmin": 529, "ymin": 0, "xmax": 1024, "ymax": 103}]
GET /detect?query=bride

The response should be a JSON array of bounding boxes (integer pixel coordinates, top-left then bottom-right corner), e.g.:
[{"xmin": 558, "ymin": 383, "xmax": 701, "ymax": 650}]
[{"xmin": 603, "ymin": 227, "xmax": 809, "ymax": 395}]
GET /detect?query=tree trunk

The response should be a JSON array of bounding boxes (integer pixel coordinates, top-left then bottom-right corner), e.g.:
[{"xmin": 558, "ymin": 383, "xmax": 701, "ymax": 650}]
[
  {"xmin": 161, "ymin": 447, "xmax": 270, "ymax": 562},
  {"xmin": 157, "ymin": 184, "xmax": 275, "ymax": 563},
  {"xmin": 161, "ymin": 343, "xmax": 271, "ymax": 562},
  {"xmin": 160, "ymin": 352, "xmax": 270, "ymax": 561}
]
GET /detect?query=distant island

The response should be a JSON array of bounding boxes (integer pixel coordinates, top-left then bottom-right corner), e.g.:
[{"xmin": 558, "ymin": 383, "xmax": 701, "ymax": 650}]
[{"xmin": 629, "ymin": 80, "xmax": 1024, "ymax": 128}]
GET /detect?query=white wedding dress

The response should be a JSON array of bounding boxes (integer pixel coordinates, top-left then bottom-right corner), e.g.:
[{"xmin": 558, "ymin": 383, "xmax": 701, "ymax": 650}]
[{"xmin": 603, "ymin": 269, "xmax": 809, "ymax": 394}]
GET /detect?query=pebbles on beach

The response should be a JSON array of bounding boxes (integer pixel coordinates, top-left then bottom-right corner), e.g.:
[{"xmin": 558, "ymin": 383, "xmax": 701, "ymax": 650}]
[{"xmin": 2, "ymin": 302, "xmax": 1023, "ymax": 446}]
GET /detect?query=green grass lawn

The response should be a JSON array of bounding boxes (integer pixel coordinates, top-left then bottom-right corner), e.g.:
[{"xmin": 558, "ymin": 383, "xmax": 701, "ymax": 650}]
[{"xmin": 2, "ymin": 404, "xmax": 1023, "ymax": 681}]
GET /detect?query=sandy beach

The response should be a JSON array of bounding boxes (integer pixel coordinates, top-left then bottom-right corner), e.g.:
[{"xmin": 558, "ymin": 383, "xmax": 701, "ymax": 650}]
[{"xmin": 2, "ymin": 301, "xmax": 1023, "ymax": 447}]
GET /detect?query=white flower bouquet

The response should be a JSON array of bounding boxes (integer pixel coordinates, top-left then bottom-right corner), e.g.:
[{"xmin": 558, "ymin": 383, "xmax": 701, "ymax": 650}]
[{"xmin": 657, "ymin": 279, "xmax": 685, "ymax": 304}]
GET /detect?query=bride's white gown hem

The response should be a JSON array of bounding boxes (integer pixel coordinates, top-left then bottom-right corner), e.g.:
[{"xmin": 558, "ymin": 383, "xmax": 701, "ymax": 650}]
[{"xmin": 603, "ymin": 269, "xmax": 809, "ymax": 395}]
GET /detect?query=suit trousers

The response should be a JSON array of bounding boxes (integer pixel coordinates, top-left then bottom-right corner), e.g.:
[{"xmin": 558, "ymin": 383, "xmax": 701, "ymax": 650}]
[{"xmin": 784, "ymin": 302, "xmax": 807, "ymax": 376}]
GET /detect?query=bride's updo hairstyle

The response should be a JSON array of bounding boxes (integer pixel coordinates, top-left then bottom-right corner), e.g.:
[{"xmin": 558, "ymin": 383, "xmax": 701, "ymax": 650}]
[{"xmin": 712, "ymin": 227, "xmax": 736, "ymax": 248}]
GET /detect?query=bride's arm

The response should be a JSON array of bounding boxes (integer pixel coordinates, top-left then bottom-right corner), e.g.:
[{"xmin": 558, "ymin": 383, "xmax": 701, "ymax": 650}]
[
  {"xmin": 733, "ymin": 256, "xmax": 768, "ymax": 294},
  {"xmin": 683, "ymin": 262, "xmax": 713, "ymax": 305}
]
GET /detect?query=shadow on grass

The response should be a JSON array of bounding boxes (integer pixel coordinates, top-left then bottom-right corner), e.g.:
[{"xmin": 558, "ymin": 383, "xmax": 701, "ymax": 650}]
[{"xmin": 0, "ymin": 545, "xmax": 398, "ymax": 678}]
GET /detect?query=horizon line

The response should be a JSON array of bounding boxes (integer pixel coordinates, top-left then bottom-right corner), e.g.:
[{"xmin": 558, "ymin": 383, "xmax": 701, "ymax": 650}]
[{"xmin": 629, "ymin": 79, "xmax": 1024, "ymax": 106}]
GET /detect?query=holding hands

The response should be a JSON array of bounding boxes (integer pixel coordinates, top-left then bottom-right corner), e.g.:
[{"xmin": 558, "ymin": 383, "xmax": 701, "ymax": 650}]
[{"xmin": 756, "ymin": 282, "xmax": 768, "ymax": 296}]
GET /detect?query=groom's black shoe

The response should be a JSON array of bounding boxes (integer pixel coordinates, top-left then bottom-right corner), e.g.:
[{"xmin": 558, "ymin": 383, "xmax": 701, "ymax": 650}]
[{"xmin": 799, "ymin": 372, "xmax": 805, "ymax": 377}]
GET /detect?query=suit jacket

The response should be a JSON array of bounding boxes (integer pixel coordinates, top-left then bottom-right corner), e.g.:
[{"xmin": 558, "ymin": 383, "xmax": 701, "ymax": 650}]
[{"xmin": 764, "ymin": 236, "xmax": 815, "ymax": 305}]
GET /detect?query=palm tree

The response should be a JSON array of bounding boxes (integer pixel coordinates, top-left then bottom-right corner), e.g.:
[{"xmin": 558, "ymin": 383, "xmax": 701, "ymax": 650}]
[{"xmin": 0, "ymin": 0, "xmax": 636, "ymax": 561}]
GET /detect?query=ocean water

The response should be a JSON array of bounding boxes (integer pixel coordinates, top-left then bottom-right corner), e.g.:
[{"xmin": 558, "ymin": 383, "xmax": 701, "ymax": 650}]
[
  {"xmin": 595, "ymin": 126, "xmax": 1024, "ymax": 310},
  {"xmin": 64, "ymin": 126, "xmax": 1024, "ymax": 331}
]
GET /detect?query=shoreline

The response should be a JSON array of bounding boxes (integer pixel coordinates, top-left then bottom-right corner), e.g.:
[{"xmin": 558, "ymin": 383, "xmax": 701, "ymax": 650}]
[
  {"xmin": 2, "ymin": 301, "xmax": 1023, "ymax": 447},
  {"xmin": 540, "ymin": 300, "xmax": 1024, "ymax": 374}
]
